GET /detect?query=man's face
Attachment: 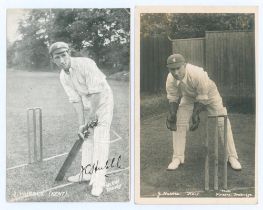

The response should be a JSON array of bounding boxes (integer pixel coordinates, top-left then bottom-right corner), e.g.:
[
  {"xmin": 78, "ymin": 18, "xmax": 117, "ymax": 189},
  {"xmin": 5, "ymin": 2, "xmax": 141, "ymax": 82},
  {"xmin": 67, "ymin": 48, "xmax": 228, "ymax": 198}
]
[
  {"xmin": 52, "ymin": 50, "xmax": 71, "ymax": 72},
  {"xmin": 168, "ymin": 63, "xmax": 186, "ymax": 80}
]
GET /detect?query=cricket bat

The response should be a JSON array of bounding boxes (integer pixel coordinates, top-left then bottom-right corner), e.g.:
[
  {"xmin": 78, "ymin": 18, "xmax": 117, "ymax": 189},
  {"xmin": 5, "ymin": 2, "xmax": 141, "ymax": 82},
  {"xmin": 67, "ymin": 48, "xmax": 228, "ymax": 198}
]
[{"xmin": 55, "ymin": 120, "xmax": 98, "ymax": 181}]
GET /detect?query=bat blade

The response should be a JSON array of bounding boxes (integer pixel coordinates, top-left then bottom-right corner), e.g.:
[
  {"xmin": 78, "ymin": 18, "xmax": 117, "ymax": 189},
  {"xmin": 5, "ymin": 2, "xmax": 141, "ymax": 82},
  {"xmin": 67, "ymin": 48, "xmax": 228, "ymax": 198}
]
[{"xmin": 55, "ymin": 138, "xmax": 84, "ymax": 181}]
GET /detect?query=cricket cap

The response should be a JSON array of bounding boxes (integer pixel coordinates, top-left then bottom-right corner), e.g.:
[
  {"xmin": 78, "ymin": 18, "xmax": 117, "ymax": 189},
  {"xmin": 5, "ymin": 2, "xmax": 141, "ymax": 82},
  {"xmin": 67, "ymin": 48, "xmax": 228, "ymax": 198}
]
[
  {"xmin": 166, "ymin": 54, "xmax": 185, "ymax": 68},
  {"xmin": 49, "ymin": 42, "xmax": 69, "ymax": 55}
]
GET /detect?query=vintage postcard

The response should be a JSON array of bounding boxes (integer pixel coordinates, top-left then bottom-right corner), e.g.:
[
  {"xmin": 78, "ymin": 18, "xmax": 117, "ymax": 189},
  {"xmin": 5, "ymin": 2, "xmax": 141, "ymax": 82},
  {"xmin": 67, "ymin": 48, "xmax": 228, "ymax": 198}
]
[
  {"xmin": 135, "ymin": 6, "xmax": 258, "ymax": 204},
  {"xmin": 6, "ymin": 8, "xmax": 130, "ymax": 202}
]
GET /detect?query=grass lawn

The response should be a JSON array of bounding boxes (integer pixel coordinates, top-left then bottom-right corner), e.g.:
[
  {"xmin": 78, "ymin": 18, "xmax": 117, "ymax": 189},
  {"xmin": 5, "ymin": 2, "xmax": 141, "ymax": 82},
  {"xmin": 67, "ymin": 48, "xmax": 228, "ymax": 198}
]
[
  {"xmin": 140, "ymin": 94, "xmax": 256, "ymax": 199},
  {"xmin": 6, "ymin": 69, "xmax": 129, "ymax": 202}
]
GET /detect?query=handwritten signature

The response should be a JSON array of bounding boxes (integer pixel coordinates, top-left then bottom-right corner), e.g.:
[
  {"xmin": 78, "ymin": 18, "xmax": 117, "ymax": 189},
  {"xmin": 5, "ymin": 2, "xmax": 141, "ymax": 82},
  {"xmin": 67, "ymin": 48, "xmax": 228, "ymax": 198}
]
[{"xmin": 80, "ymin": 155, "xmax": 122, "ymax": 178}]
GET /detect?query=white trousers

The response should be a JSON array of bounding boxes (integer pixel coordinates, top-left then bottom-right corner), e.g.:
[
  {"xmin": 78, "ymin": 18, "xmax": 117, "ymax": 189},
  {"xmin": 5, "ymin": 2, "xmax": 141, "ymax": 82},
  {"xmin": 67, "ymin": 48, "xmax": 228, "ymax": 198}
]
[
  {"xmin": 172, "ymin": 91, "xmax": 238, "ymax": 163},
  {"xmin": 81, "ymin": 86, "xmax": 114, "ymax": 187}
]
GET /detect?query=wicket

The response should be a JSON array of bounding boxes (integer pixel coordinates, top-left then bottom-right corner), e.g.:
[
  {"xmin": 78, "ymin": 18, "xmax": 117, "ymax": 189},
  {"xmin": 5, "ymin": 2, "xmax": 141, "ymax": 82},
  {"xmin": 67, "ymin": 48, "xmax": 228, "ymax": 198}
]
[
  {"xmin": 205, "ymin": 114, "xmax": 228, "ymax": 191},
  {"xmin": 27, "ymin": 107, "xmax": 43, "ymax": 163}
]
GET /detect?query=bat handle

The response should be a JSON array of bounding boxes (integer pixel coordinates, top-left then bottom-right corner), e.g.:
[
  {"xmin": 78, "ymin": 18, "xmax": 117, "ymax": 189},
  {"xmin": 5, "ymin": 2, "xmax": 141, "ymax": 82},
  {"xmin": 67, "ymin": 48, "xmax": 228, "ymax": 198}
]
[
  {"xmin": 80, "ymin": 119, "xmax": 98, "ymax": 139},
  {"xmin": 83, "ymin": 123, "xmax": 90, "ymax": 131},
  {"xmin": 78, "ymin": 130, "xmax": 90, "ymax": 140},
  {"xmin": 78, "ymin": 133, "xmax": 85, "ymax": 140}
]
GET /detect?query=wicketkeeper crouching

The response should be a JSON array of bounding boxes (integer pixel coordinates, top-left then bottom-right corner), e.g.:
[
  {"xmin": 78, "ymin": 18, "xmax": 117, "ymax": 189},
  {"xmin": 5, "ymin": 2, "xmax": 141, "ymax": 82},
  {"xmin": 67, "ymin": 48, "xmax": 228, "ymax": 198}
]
[
  {"xmin": 165, "ymin": 53, "xmax": 242, "ymax": 171},
  {"xmin": 50, "ymin": 42, "xmax": 114, "ymax": 197}
]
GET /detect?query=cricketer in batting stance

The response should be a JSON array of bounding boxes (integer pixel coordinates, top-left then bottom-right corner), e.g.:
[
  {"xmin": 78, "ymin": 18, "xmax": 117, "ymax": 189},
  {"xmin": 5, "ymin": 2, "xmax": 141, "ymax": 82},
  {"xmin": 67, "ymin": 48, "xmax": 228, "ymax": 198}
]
[
  {"xmin": 165, "ymin": 54, "xmax": 242, "ymax": 171},
  {"xmin": 49, "ymin": 42, "xmax": 114, "ymax": 197}
]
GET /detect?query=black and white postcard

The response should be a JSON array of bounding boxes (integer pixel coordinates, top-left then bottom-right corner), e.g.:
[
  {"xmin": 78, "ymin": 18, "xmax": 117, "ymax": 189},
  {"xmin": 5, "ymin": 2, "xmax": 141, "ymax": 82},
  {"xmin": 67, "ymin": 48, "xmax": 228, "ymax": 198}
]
[
  {"xmin": 135, "ymin": 6, "xmax": 258, "ymax": 204},
  {"xmin": 6, "ymin": 8, "xmax": 130, "ymax": 202}
]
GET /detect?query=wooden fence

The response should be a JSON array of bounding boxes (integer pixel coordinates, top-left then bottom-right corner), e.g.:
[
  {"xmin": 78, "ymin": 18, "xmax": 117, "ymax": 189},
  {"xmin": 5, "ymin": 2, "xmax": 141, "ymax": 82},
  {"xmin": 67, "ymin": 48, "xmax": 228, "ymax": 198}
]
[
  {"xmin": 205, "ymin": 31, "xmax": 255, "ymax": 98},
  {"xmin": 140, "ymin": 35, "xmax": 172, "ymax": 92},
  {"xmin": 172, "ymin": 37, "xmax": 205, "ymax": 67},
  {"xmin": 140, "ymin": 31, "xmax": 255, "ymax": 99}
]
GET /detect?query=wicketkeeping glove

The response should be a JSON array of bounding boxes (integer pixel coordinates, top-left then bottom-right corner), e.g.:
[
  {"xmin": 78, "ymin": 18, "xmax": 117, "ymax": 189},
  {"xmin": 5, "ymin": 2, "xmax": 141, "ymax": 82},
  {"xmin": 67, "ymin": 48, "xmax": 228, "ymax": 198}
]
[
  {"xmin": 166, "ymin": 114, "xmax": 177, "ymax": 131},
  {"xmin": 189, "ymin": 113, "xmax": 200, "ymax": 131},
  {"xmin": 189, "ymin": 102, "xmax": 206, "ymax": 131},
  {"xmin": 166, "ymin": 102, "xmax": 179, "ymax": 131}
]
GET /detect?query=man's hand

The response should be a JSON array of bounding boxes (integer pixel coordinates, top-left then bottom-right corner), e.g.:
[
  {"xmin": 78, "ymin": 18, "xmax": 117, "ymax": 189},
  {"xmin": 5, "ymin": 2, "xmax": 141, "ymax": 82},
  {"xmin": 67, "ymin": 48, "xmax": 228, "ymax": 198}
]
[
  {"xmin": 78, "ymin": 119, "xmax": 98, "ymax": 139},
  {"xmin": 166, "ymin": 114, "xmax": 177, "ymax": 131},
  {"xmin": 189, "ymin": 113, "xmax": 200, "ymax": 131},
  {"xmin": 78, "ymin": 124, "xmax": 90, "ymax": 140},
  {"xmin": 166, "ymin": 102, "xmax": 179, "ymax": 131},
  {"xmin": 189, "ymin": 102, "xmax": 206, "ymax": 131}
]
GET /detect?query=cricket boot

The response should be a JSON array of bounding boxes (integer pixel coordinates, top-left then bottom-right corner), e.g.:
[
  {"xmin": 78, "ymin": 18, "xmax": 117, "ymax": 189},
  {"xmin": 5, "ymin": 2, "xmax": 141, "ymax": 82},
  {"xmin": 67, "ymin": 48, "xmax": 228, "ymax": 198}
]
[
  {"xmin": 167, "ymin": 157, "xmax": 181, "ymax": 170},
  {"xmin": 228, "ymin": 156, "xmax": 242, "ymax": 170},
  {"xmin": 90, "ymin": 169, "xmax": 106, "ymax": 197},
  {"xmin": 91, "ymin": 180, "xmax": 105, "ymax": 197}
]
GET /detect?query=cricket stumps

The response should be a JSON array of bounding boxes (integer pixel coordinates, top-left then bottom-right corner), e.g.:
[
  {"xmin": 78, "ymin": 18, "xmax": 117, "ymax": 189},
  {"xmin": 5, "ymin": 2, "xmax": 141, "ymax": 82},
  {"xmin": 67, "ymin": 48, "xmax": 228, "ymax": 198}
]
[
  {"xmin": 205, "ymin": 114, "xmax": 228, "ymax": 191},
  {"xmin": 27, "ymin": 107, "xmax": 43, "ymax": 163}
]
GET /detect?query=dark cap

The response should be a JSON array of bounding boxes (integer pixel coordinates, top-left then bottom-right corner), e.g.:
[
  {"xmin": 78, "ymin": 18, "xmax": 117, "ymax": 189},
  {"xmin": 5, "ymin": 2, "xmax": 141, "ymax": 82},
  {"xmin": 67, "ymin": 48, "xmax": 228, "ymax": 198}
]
[
  {"xmin": 167, "ymin": 54, "xmax": 185, "ymax": 68},
  {"xmin": 49, "ymin": 42, "xmax": 69, "ymax": 55}
]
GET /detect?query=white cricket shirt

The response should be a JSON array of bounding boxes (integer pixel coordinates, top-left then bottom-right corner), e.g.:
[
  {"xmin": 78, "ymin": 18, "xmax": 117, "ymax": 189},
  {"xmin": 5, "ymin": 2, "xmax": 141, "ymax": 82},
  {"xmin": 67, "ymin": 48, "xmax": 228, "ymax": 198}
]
[
  {"xmin": 166, "ymin": 63, "xmax": 218, "ymax": 105},
  {"xmin": 60, "ymin": 57, "xmax": 109, "ymax": 104}
]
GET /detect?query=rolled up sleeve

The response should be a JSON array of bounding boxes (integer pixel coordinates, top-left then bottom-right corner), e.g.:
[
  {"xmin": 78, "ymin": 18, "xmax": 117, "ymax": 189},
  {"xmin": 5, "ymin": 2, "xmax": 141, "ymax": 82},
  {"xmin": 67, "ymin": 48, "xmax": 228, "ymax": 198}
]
[{"xmin": 166, "ymin": 73, "xmax": 180, "ymax": 103}]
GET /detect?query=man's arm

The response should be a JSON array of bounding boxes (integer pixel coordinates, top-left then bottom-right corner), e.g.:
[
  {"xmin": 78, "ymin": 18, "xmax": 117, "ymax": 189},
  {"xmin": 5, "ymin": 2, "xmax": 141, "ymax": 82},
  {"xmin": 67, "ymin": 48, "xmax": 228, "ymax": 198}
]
[
  {"xmin": 72, "ymin": 102, "xmax": 88, "ymax": 139},
  {"xmin": 166, "ymin": 73, "xmax": 180, "ymax": 131},
  {"xmin": 72, "ymin": 102, "xmax": 85, "ymax": 126},
  {"xmin": 166, "ymin": 73, "xmax": 181, "ymax": 102},
  {"xmin": 60, "ymin": 73, "xmax": 86, "ymax": 136},
  {"xmin": 189, "ymin": 67, "xmax": 209, "ymax": 131},
  {"xmin": 192, "ymin": 102, "xmax": 206, "ymax": 116}
]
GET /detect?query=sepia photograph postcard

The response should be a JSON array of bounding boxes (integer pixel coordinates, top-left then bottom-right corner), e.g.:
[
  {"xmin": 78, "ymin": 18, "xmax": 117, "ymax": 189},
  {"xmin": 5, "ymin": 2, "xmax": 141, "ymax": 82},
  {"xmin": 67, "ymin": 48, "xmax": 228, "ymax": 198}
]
[
  {"xmin": 6, "ymin": 8, "xmax": 130, "ymax": 202},
  {"xmin": 135, "ymin": 6, "xmax": 258, "ymax": 204}
]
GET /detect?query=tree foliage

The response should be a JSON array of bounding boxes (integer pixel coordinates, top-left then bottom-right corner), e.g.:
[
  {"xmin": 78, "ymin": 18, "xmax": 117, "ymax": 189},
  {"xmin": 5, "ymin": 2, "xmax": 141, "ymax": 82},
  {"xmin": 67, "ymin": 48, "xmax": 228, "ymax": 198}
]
[
  {"xmin": 140, "ymin": 13, "xmax": 254, "ymax": 39},
  {"xmin": 8, "ymin": 9, "xmax": 130, "ymax": 71}
]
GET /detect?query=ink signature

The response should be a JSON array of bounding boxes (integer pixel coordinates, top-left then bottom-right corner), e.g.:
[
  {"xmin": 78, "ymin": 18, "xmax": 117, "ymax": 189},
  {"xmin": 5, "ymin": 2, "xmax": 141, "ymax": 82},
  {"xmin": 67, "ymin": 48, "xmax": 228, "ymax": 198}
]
[{"xmin": 80, "ymin": 155, "xmax": 122, "ymax": 180}]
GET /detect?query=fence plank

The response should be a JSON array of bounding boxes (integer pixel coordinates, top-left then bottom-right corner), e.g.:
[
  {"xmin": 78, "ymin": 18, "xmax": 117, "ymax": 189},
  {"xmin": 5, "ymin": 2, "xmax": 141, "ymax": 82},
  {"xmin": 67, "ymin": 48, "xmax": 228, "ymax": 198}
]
[
  {"xmin": 205, "ymin": 31, "xmax": 255, "ymax": 98},
  {"xmin": 140, "ymin": 31, "xmax": 254, "ymax": 99},
  {"xmin": 140, "ymin": 35, "xmax": 172, "ymax": 92},
  {"xmin": 172, "ymin": 38, "xmax": 205, "ymax": 67}
]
